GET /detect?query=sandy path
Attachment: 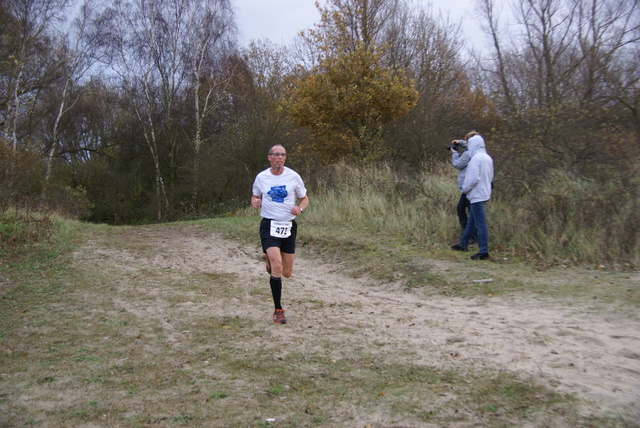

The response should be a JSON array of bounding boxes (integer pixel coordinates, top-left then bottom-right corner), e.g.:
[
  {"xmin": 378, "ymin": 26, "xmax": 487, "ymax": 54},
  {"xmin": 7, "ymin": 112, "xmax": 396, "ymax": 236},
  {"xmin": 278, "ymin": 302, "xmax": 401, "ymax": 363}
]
[{"xmin": 102, "ymin": 224, "xmax": 640, "ymax": 421}]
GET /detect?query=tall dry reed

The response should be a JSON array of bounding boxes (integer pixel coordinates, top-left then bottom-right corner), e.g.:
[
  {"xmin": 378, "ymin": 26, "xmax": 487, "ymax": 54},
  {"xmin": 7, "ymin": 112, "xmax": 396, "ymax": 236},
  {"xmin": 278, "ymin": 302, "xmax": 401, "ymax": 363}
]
[{"xmin": 306, "ymin": 162, "xmax": 638, "ymax": 268}]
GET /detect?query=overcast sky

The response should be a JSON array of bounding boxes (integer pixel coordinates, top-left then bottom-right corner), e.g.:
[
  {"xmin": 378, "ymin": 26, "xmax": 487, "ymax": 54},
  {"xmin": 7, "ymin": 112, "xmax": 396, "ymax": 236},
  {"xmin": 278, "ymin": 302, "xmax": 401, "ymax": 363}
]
[{"xmin": 233, "ymin": 0, "xmax": 506, "ymax": 52}]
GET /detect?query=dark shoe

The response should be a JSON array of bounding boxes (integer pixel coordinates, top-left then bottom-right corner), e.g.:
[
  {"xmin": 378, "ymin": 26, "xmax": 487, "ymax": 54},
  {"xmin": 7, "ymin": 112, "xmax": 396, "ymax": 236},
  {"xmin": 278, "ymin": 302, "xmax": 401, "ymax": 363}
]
[
  {"xmin": 451, "ymin": 244, "xmax": 468, "ymax": 252},
  {"xmin": 273, "ymin": 309, "xmax": 287, "ymax": 324},
  {"xmin": 470, "ymin": 252, "xmax": 489, "ymax": 260}
]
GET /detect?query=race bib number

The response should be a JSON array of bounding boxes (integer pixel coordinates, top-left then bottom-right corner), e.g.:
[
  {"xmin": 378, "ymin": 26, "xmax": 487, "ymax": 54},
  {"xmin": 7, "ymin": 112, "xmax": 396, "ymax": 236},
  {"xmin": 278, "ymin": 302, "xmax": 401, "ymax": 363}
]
[{"xmin": 270, "ymin": 221, "xmax": 292, "ymax": 238}]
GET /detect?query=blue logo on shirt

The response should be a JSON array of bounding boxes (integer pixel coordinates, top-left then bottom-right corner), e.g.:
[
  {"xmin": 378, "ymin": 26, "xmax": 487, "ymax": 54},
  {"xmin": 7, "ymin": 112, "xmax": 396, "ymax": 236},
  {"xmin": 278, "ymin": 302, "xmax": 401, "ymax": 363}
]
[{"xmin": 268, "ymin": 185, "xmax": 288, "ymax": 202}]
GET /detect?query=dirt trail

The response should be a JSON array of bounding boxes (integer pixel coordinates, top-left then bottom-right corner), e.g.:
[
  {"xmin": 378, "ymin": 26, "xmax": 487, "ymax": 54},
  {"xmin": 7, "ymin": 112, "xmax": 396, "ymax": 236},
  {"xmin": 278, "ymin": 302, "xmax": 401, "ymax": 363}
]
[{"xmin": 88, "ymin": 224, "xmax": 640, "ymax": 421}]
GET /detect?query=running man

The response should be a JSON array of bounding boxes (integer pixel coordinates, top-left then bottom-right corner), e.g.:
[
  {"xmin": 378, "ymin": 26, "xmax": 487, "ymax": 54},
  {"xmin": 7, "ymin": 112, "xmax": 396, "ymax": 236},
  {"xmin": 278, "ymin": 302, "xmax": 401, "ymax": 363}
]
[{"xmin": 251, "ymin": 145, "xmax": 309, "ymax": 324}]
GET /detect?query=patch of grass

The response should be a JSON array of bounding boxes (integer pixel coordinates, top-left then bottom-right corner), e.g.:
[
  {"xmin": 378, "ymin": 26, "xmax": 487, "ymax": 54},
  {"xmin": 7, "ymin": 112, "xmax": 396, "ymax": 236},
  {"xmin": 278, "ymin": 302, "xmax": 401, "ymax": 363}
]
[
  {"xmin": 471, "ymin": 372, "xmax": 572, "ymax": 419},
  {"xmin": 190, "ymin": 216, "xmax": 257, "ymax": 243},
  {"xmin": 209, "ymin": 390, "xmax": 228, "ymax": 399}
]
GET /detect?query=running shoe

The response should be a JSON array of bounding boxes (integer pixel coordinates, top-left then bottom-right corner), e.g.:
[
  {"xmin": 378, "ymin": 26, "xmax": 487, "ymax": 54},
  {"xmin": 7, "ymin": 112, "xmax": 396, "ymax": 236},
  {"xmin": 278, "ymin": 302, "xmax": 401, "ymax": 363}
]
[{"xmin": 273, "ymin": 309, "xmax": 287, "ymax": 324}]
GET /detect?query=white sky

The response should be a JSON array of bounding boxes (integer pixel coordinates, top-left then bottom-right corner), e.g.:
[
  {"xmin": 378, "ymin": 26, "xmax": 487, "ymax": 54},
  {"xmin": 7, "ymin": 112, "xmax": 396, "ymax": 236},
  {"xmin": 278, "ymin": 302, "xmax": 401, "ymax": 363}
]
[{"xmin": 233, "ymin": 0, "xmax": 507, "ymax": 52}]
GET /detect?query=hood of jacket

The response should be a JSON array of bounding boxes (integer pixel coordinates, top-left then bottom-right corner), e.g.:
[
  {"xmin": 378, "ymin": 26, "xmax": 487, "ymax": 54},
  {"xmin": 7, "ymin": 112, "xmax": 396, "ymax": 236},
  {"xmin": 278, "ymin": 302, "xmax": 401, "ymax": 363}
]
[{"xmin": 467, "ymin": 135, "xmax": 487, "ymax": 157}]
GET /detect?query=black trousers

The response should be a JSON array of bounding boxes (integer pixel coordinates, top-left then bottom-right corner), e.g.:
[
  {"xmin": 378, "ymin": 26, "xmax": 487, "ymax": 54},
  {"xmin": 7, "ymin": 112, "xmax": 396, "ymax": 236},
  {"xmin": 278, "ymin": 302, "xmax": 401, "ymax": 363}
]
[{"xmin": 457, "ymin": 192, "xmax": 471, "ymax": 231}]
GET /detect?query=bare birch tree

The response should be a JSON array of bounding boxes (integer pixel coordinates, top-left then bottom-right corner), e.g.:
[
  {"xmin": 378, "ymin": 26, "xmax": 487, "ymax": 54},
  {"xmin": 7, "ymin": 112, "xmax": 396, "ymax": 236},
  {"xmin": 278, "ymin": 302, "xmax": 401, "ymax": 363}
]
[
  {"xmin": 105, "ymin": 0, "xmax": 185, "ymax": 220},
  {"xmin": 41, "ymin": 0, "xmax": 104, "ymax": 202},
  {"xmin": 101, "ymin": 0, "xmax": 236, "ymax": 220},
  {"xmin": 182, "ymin": 0, "xmax": 234, "ymax": 211},
  {"xmin": 1, "ymin": 0, "xmax": 70, "ymax": 151}
]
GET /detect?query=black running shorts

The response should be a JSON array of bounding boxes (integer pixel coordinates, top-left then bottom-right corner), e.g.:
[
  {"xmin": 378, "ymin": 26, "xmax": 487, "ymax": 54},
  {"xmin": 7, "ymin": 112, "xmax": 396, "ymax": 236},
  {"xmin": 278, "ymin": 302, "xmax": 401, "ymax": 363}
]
[{"xmin": 259, "ymin": 218, "xmax": 297, "ymax": 254}]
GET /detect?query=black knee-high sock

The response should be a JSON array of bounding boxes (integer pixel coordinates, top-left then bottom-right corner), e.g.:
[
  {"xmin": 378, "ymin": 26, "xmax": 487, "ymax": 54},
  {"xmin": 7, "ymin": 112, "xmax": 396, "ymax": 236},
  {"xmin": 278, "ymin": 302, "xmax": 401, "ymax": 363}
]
[{"xmin": 270, "ymin": 276, "xmax": 283, "ymax": 310}]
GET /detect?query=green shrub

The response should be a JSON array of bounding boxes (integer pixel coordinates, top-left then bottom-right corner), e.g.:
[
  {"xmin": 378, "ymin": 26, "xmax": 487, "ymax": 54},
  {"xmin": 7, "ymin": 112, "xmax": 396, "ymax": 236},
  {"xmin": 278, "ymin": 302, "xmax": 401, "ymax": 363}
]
[{"xmin": 0, "ymin": 209, "xmax": 85, "ymax": 264}]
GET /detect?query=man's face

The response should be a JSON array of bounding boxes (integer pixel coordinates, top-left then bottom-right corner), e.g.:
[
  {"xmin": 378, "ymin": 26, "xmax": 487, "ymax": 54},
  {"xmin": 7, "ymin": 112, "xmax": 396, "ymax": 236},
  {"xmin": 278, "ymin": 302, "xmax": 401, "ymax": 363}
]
[{"xmin": 268, "ymin": 148, "xmax": 287, "ymax": 169}]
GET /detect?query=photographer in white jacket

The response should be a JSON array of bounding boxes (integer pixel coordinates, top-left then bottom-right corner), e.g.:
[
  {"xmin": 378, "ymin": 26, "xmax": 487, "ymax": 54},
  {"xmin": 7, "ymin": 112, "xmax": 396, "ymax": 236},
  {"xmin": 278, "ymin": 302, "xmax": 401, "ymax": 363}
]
[{"xmin": 451, "ymin": 134, "xmax": 494, "ymax": 260}]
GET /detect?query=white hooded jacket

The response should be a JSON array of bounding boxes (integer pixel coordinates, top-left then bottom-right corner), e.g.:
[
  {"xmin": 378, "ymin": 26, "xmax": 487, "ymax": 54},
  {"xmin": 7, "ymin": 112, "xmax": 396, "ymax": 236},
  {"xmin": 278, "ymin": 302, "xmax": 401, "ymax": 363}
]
[{"xmin": 461, "ymin": 135, "xmax": 494, "ymax": 203}]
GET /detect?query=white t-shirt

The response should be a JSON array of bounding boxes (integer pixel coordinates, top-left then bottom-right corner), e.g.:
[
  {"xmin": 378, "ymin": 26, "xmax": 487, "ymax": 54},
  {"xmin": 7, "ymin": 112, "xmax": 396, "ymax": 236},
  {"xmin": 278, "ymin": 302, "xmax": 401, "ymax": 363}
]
[{"xmin": 252, "ymin": 167, "xmax": 307, "ymax": 221}]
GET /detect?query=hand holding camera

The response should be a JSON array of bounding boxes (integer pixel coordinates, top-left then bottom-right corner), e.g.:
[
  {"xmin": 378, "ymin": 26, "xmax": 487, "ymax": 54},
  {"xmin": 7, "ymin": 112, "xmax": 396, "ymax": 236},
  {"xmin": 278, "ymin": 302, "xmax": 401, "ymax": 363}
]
[{"xmin": 446, "ymin": 139, "xmax": 466, "ymax": 151}]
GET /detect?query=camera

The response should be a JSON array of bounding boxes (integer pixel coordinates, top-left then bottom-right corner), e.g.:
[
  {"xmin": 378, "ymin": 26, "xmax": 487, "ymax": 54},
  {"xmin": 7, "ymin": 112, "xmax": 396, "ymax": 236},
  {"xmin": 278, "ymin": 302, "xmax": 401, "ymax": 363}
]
[{"xmin": 446, "ymin": 140, "xmax": 466, "ymax": 151}]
